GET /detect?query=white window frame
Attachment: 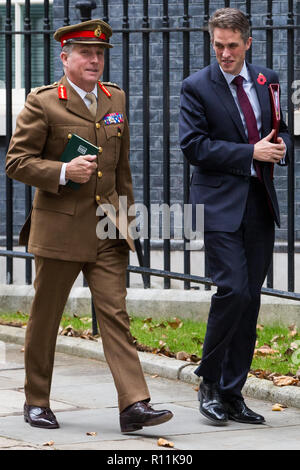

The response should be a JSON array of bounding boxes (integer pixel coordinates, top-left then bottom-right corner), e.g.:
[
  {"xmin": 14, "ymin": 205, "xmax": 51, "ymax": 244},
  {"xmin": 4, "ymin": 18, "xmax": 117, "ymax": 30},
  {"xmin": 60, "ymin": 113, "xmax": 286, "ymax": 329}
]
[{"xmin": 0, "ymin": 0, "xmax": 53, "ymax": 135}]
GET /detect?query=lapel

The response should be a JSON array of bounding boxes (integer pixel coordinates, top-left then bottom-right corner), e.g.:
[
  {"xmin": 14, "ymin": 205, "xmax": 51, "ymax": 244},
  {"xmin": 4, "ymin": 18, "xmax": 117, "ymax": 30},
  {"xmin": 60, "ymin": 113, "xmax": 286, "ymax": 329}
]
[
  {"xmin": 247, "ymin": 63, "xmax": 272, "ymax": 137},
  {"xmin": 247, "ymin": 63, "xmax": 274, "ymax": 178},
  {"xmin": 59, "ymin": 77, "xmax": 112, "ymax": 123},
  {"xmin": 210, "ymin": 61, "xmax": 248, "ymax": 143},
  {"xmin": 96, "ymin": 82, "xmax": 112, "ymax": 122}
]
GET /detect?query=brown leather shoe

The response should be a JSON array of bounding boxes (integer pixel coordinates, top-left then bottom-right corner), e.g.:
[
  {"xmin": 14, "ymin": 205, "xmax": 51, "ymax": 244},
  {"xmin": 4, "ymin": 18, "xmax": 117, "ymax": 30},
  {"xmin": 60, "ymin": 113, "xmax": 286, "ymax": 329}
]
[
  {"xmin": 24, "ymin": 403, "xmax": 60, "ymax": 429},
  {"xmin": 120, "ymin": 401, "xmax": 173, "ymax": 432}
]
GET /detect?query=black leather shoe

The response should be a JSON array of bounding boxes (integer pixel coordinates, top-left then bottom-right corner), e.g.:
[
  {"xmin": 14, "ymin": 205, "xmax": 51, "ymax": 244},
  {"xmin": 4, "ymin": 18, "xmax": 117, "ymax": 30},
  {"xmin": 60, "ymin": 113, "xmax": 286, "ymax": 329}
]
[
  {"xmin": 120, "ymin": 401, "xmax": 173, "ymax": 432},
  {"xmin": 223, "ymin": 398, "xmax": 265, "ymax": 424},
  {"xmin": 198, "ymin": 381, "xmax": 228, "ymax": 425},
  {"xmin": 24, "ymin": 403, "xmax": 60, "ymax": 429}
]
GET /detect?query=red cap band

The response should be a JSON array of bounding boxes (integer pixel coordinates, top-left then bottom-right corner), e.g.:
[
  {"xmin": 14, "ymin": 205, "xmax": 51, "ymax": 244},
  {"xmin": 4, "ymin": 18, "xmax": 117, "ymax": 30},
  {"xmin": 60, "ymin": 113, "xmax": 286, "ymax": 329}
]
[{"xmin": 61, "ymin": 30, "xmax": 107, "ymax": 47}]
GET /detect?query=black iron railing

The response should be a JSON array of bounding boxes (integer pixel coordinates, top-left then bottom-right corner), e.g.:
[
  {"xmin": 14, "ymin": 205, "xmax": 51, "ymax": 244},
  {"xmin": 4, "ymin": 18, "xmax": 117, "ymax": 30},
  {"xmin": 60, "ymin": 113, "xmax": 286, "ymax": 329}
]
[{"xmin": 1, "ymin": 0, "xmax": 299, "ymax": 300}]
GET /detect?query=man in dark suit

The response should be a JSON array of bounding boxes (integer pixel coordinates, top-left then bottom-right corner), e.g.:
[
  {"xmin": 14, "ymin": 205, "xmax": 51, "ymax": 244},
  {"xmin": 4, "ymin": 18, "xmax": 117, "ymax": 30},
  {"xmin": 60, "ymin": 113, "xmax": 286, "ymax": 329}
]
[{"xmin": 179, "ymin": 8, "xmax": 291, "ymax": 425}]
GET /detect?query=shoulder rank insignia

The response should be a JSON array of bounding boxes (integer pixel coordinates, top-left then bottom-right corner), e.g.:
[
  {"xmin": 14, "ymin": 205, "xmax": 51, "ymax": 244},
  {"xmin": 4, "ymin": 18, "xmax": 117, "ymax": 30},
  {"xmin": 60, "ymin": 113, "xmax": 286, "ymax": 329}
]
[
  {"xmin": 98, "ymin": 82, "xmax": 112, "ymax": 98},
  {"xmin": 102, "ymin": 81, "xmax": 121, "ymax": 90},
  {"xmin": 33, "ymin": 83, "xmax": 58, "ymax": 94},
  {"xmin": 58, "ymin": 84, "xmax": 67, "ymax": 100},
  {"xmin": 103, "ymin": 113, "xmax": 124, "ymax": 125}
]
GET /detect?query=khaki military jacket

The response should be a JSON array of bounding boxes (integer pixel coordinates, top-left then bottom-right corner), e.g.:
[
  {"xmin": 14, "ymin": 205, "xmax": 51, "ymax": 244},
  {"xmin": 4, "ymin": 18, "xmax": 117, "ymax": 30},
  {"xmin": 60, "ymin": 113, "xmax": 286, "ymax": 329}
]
[{"xmin": 6, "ymin": 76, "xmax": 135, "ymax": 261}]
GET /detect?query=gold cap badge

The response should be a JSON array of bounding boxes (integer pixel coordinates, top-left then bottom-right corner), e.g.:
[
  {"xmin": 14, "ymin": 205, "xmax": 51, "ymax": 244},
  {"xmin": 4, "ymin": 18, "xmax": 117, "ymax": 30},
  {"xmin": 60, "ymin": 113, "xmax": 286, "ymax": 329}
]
[{"xmin": 94, "ymin": 26, "xmax": 102, "ymax": 38}]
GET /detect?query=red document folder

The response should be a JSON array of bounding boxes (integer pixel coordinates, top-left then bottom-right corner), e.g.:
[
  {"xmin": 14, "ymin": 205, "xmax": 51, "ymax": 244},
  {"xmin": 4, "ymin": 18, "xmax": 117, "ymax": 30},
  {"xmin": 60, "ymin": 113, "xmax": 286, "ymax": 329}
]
[
  {"xmin": 269, "ymin": 83, "xmax": 280, "ymax": 143},
  {"xmin": 268, "ymin": 83, "xmax": 281, "ymax": 179}
]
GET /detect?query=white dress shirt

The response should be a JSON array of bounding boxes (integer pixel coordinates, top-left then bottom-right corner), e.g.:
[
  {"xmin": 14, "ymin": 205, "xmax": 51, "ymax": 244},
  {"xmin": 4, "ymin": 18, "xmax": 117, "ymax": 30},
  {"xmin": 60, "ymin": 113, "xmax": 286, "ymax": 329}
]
[
  {"xmin": 220, "ymin": 62, "xmax": 261, "ymax": 176},
  {"xmin": 59, "ymin": 78, "xmax": 98, "ymax": 185}
]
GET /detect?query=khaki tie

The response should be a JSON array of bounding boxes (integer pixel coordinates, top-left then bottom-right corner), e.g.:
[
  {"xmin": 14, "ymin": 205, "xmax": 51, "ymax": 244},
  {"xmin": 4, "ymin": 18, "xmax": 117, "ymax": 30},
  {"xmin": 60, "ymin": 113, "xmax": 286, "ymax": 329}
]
[{"xmin": 85, "ymin": 93, "xmax": 97, "ymax": 117}]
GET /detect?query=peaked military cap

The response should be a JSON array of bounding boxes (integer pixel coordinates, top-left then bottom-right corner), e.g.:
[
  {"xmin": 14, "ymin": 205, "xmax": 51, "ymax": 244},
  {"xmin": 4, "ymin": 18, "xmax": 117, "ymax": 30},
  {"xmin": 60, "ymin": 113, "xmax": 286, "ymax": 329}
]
[{"xmin": 53, "ymin": 19, "xmax": 113, "ymax": 48}]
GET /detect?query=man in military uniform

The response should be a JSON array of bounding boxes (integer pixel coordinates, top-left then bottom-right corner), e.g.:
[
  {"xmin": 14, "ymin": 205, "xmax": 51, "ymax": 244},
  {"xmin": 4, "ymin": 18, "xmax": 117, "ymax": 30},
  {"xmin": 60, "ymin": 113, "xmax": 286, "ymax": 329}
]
[{"xmin": 6, "ymin": 19, "xmax": 173, "ymax": 432}]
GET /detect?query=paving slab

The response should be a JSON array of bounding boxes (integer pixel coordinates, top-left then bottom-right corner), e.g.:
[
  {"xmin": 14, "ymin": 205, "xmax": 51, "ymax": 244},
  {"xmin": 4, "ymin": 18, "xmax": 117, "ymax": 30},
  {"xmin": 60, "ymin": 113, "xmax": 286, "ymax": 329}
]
[
  {"xmin": 171, "ymin": 425, "xmax": 300, "ymax": 450},
  {"xmin": 50, "ymin": 379, "xmax": 201, "ymax": 410},
  {"xmin": 0, "ymin": 389, "xmax": 79, "ymax": 416},
  {"xmin": 54, "ymin": 438, "xmax": 168, "ymax": 451},
  {"xmin": 50, "ymin": 383, "xmax": 119, "ymax": 409},
  {"xmin": 144, "ymin": 376, "xmax": 197, "ymax": 404},
  {"xmin": 0, "ymin": 436, "xmax": 34, "ymax": 449},
  {"xmin": 0, "ymin": 374, "xmax": 24, "ymax": 390},
  {"xmin": 51, "ymin": 363, "xmax": 115, "ymax": 386}
]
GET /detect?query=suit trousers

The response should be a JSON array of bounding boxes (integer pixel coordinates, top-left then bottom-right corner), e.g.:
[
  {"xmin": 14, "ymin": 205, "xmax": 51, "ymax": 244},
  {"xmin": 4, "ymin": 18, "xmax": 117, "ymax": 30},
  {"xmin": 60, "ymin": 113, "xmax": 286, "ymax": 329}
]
[
  {"xmin": 194, "ymin": 177, "xmax": 275, "ymax": 399},
  {"xmin": 24, "ymin": 237, "xmax": 150, "ymax": 412}
]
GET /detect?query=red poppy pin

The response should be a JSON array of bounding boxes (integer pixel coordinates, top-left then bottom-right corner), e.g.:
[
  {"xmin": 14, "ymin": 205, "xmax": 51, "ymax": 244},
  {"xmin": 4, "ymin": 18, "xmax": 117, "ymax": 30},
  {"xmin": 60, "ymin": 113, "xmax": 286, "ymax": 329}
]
[{"xmin": 257, "ymin": 73, "xmax": 267, "ymax": 85}]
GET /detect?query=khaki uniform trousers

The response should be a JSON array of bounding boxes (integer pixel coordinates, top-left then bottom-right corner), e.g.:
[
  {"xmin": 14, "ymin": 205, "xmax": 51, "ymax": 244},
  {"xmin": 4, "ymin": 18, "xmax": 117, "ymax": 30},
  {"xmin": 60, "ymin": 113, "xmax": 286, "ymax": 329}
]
[{"xmin": 24, "ymin": 237, "xmax": 150, "ymax": 412}]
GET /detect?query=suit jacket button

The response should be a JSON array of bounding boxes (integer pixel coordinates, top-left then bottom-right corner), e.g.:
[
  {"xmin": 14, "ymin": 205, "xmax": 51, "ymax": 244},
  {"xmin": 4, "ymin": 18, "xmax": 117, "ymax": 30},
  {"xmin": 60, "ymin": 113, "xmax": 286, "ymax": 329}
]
[
  {"xmin": 98, "ymin": 171, "xmax": 103, "ymax": 178},
  {"xmin": 96, "ymin": 123, "xmax": 101, "ymax": 129},
  {"xmin": 98, "ymin": 147, "xmax": 103, "ymax": 153},
  {"xmin": 67, "ymin": 133, "xmax": 72, "ymax": 139},
  {"xmin": 96, "ymin": 195, "xmax": 101, "ymax": 202}
]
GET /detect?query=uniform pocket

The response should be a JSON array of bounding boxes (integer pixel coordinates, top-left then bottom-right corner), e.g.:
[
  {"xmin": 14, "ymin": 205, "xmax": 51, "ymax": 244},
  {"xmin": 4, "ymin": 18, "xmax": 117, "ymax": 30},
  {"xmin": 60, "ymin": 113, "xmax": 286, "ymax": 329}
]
[
  {"xmin": 49, "ymin": 125, "xmax": 92, "ymax": 148},
  {"xmin": 103, "ymin": 122, "xmax": 124, "ymax": 167},
  {"xmin": 33, "ymin": 189, "xmax": 76, "ymax": 215},
  {"xmin": 103, "ymin": 122, "xmax": 124, "ymax": 140}
]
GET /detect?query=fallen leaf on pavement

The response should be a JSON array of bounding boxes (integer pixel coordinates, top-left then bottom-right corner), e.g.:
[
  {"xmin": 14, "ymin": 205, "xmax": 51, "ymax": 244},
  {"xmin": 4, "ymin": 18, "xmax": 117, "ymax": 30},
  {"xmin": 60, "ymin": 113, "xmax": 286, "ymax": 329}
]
[
  {"xmin": 257, "ymin": 324, "xmax": 264, "ymax": 331},
  {"xmin": 189, "ymin": 353, "xmax": 201, "ymax": 363},
  {"xmin": 43, "ymin": 440, "xmax": 54, "ymax": 446},
  {"xmin": 80, "ymin": 330, "xmax": 97, "ymax": 341},
  {"xmin": 157, "ymin": 438, "xmax": 174, "ymax": 448},
  {"xmin": 272, "ymin": 403, "xmax": 287, "ymax": 411},
  {"xmin": 151, "ymin": 374, "xmax": 159, "ymax": 378},
  {"xmin": 86, "ymin": 432, "xmax": 97, "ymax": 436},
  {"xmin": 176, "ymin": 351, "xmax": 189, "ymax": 361},
  {"xmin": 273, "ymin": 376, "xmax": 299, "ymax": 387}
]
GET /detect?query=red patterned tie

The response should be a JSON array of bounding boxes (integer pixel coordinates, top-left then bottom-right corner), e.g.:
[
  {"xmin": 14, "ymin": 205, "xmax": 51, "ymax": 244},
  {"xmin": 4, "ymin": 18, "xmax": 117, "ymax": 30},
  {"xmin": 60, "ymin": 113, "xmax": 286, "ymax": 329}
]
[{"xmin": 232, "ymin": 75, "xmax": 262, "ymax": 182}]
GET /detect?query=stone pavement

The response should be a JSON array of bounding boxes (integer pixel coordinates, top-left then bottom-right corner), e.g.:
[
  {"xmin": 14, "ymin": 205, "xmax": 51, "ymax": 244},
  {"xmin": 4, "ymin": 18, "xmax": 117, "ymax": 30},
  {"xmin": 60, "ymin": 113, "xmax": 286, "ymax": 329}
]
[{"xmin": 1, "ymin": 343, "xmax": 300, "ymax": 451}]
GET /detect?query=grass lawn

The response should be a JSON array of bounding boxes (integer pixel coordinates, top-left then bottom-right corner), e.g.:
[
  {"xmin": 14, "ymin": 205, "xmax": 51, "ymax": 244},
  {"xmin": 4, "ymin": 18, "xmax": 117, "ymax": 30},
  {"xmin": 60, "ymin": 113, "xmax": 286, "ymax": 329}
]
[{"xmin": 0, "ymin": 312, "xmax": 299, "ymax": 377}]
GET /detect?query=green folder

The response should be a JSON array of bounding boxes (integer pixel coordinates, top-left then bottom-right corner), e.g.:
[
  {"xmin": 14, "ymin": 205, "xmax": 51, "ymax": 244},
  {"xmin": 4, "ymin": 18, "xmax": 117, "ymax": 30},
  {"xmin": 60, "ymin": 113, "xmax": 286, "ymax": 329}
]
[{"xmin": 60, "ymin": 134, "xmax": 99, "ymax": 190}]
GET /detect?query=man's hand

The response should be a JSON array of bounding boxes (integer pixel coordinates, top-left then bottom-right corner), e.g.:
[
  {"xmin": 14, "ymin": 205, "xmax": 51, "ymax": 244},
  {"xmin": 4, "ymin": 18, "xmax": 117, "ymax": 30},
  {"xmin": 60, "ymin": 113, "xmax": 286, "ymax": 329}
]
[
  {"xmin": 253, "ymin": 130, "xmax": 286, "ymax": 163},
  {"xmin": 65, "ymin": 155, "xmax": 97, "ymax": 183}
]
